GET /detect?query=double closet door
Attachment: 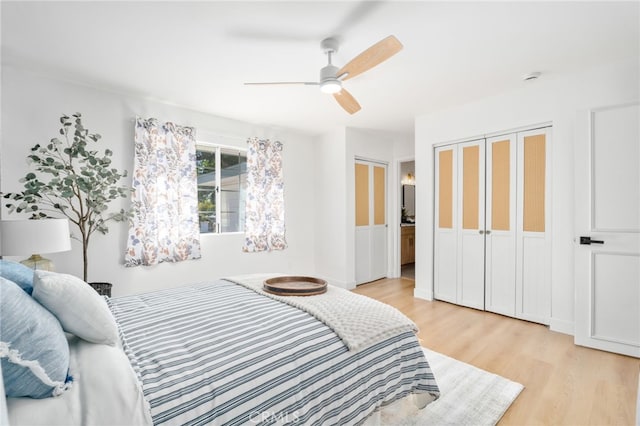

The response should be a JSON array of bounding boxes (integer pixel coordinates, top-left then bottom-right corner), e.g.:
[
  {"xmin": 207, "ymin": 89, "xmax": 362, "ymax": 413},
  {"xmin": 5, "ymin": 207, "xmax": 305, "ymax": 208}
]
[{"xmin": 434, "ymin": 127, "xmax": 550, "ymax": 324}]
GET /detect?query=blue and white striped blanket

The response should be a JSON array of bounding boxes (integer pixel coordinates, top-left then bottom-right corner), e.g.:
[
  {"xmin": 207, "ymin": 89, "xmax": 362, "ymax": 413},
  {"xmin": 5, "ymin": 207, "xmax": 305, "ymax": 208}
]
[{"xmin": 108, "ymin": 279, "xmax": 439, "ymax": 425}]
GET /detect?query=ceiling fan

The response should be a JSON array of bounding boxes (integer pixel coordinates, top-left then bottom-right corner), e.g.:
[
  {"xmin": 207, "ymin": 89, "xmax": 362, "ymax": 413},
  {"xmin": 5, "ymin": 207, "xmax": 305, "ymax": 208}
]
[{"xmin": 244, "ymin": 35, "xmax": 403, "ymax": 115}]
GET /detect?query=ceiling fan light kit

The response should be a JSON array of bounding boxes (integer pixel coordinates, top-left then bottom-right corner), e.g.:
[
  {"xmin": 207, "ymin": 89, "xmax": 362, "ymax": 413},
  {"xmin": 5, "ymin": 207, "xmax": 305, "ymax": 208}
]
[
  {"xmin": 244, "ymin": 35, "xmax": 403, "ymax": 114},
  {"xmin": 320, "ymin": 80, "xmax": 342, "ymax": 94}
]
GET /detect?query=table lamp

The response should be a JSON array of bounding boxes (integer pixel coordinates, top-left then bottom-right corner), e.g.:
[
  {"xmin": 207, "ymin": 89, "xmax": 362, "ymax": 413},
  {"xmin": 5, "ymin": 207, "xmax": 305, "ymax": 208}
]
[{"xmin": 0, "ymin": 218, "xmax": 72, "ymax": 271}]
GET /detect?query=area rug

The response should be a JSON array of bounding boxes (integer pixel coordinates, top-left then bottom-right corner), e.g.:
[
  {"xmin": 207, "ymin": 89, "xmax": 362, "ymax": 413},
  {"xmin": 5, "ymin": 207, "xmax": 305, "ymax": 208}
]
[{"xmin": 371, "ymin": 348, "xmax": 524, "ymax": 426}]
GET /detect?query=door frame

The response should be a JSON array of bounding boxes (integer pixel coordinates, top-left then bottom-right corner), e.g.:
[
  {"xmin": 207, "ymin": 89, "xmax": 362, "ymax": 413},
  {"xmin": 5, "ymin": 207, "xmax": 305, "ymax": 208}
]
[{"xmin": 396, "ymin": 156, "xmax": 415, "ymax": 279}]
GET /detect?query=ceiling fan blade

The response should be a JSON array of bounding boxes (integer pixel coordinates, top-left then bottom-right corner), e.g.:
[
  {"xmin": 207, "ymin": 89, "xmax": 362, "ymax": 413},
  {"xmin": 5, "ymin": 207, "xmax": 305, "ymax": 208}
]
[
  {"xmin": 337, "ymin": 35, "xmax": 403, "ymax": 81},
  {"xmin": 334, "ymin": 89, "xmax": 361, "ymax": 114},
  {"xmin": 244, "ymin": 82, "xmax": 318, "ymax": 86}
]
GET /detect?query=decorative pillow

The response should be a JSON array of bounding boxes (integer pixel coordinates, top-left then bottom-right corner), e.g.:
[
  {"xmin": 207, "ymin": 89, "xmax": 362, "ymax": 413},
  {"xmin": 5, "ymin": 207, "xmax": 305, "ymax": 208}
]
[
  {"xmin": 0, "ymin": 259, "xmax": 35, "ymax": 294},
  {"xmin": 32, "ymin": 270, "xmax": 119, "ymax": 346},
  {"xmin": 0, "ymin": 277, "xmax": 71, "ymax": 398}
]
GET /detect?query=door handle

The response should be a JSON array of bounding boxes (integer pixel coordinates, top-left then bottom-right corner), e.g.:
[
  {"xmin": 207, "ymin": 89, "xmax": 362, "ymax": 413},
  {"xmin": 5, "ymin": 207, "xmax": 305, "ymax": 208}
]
[{"xmin": 580, "ymin": 236, "xmax": 604, "ymax": 245}]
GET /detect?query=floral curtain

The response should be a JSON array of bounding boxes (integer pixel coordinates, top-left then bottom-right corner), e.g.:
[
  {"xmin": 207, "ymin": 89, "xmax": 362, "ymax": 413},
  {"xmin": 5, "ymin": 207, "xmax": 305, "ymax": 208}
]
[
  {"xmin": 243, "ymin": 138, "xmax": 287, "ymax": 252},
  {"xmin": 125, "ymin": 117, "xmax": 201, "ymax": 266}
]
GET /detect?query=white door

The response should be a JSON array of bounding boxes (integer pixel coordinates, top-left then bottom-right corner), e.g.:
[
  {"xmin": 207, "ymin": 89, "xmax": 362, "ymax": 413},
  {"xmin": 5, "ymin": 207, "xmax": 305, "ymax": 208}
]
[
  {"xmin": 485, "ymin": 134, "xmax": 517, "ymax": 316},
  {"xmin": 433, "ymin": 140, "xmax": 485, "ymax": 310},
  {"xmin": 434, "ymin": 145, "xmax": 458, "ymax": 303},
  {"xmin": 457, "ymin": 139, "xmax": 486, "ymax": 310},
  {"xmin": 575, "ymin": 102, "xmax": 640, "ymax": 357},
  {"xmin": 355, "ymin": 160, "xmax": 387, "ymax": 284},
  {"xmin": 515, "ymin": 128, "xmax": 552, "ymax": 324}
]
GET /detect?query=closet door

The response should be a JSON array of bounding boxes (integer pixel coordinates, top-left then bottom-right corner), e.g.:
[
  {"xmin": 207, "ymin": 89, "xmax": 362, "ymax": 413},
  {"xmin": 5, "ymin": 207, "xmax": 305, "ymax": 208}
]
[
  {"xmin": 457, "ymin": 140, "xmax": 486, "ymax": 309},
  {"xmin": 355, "ymin": 160, "xmax": 387, "ymax": 284},
  {"xmin": 485, "ymin": 134, "xmax": 517, "ymax": 316},
  {"xmin": 434, "ymin": 146, "xmax": 458, "ymax": 303},
  {"xmin": 434, "ymin": 128, "xmax": 550, "ymax": 323},
  {"xmin": 434, "ymin": 140, "xmax": 485, "ymax": 309},
  {"xmin": 515, "ymin": 128, "xmax": 551, "ymax": 324}
]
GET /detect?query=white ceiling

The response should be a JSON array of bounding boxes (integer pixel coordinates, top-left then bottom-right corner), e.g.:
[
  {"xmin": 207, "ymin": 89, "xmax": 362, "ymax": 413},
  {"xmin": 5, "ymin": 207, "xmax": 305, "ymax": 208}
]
[{"xmin": 2, "ymin": 1, "xmax": 638, "ymax": 136}]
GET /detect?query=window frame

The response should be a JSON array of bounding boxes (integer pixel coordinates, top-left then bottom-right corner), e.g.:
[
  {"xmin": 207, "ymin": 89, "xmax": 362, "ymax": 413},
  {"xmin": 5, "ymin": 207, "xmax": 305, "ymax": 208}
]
[{"xmin": 196, "ymin": 140, "xmax": 247, "ymax": 235}]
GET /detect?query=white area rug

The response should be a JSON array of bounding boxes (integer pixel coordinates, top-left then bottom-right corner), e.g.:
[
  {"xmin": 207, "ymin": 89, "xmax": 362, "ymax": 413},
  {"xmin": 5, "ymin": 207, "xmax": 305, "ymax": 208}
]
[{"xmin": 371, "ymin": 348, "xmax": 524, "ymax": 426}]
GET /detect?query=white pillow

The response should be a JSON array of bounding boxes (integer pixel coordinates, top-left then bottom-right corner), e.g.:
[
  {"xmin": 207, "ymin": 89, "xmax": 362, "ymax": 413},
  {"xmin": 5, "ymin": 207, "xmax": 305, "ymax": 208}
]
[{"xmin": 32, "ymin": 271, "xmax": 119, "ymax": 346}]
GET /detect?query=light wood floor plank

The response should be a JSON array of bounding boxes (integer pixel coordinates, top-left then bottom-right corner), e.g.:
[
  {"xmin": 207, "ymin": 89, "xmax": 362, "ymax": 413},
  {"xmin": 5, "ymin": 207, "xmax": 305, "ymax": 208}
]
[{"xmin": 353, "ymin": 277, "xmax": 640, "ymax": 426}]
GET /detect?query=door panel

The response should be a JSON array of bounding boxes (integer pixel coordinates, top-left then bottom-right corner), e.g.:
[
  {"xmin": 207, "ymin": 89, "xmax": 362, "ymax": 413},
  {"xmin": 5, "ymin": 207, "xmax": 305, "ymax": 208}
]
[
  {"xmin": 355, "ymin": 228, "xmax": 370, "ymax": 284},
  {"xmin": 434, "ymin": 146, "xmax": 457, "ymax": 302},
  {"xmin": 355, "ymin": 160, "xmax": 387, "ymax": 285},
  {"xmin": 486, "ymin": 234, "xmax": 515, "ymax": 315},
  {"xmin": 434, "ymin": 141, "xmax": 485, "ymax": 309},
  {"xmin": 462, "ymin": 145, "xmax": 480, "ymax": 230},
  {"xmin": 355, "ymin": 163, "xmax": 369, "ymax": 227},
  {"xmin": 520, "ymin": 236, "xmax": 547, "ymax": 320},
  {"xmin": 516, "ymin": 128, "xmax": 551, "ymax": 324},
  {"xmin": 491, "ymin": 140, "xmax": 511, "ymax": 231},
  {"xmin": 457, "ymin": 140, "xmax": 485, "ymax": 309},
  {"xmin": 592, "ymin": 105, "xmax": 640, "ymax": 231},
  {"xmin": 460, "ymin": 233, "xmax": 485, "ymax": 309},
  {"xmin": 485, "ymin": 135, "xmax": 517, "ymax": 316},
  {"xmin": 438, "ymin": 149, "xmax": 454, "ymax": 229},
  {"xmin": 592, "ymin": 253, "xmax": 640, "ymax": 345},
  {"xmin": 522, "ymin": 134, "xmax": 546, "ymax": 232},
  {"xmin": 575, "ymin": 103, "xmax": 640, "ymax": 357},
  {"xmin": 373, "ymin": 166, "xmax": 386, "ymax": 225}
]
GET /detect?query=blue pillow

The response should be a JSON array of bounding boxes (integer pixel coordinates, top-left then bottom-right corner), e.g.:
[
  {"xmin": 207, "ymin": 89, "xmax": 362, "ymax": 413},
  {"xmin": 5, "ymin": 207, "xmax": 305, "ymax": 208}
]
[
  {"xmin": 0, "ymin": 277, "xmax": 71, "ymax": 398},
  {"xmin": 0, "ymin": 260, "xmax": 34, "ymax": 294}
]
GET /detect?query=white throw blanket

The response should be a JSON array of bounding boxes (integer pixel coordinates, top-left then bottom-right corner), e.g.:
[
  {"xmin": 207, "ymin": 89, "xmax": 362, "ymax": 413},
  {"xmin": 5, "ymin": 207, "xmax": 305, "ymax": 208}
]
[{"xmin": 224, "ymin": 274, "xmax": 418, "ymax": 351}]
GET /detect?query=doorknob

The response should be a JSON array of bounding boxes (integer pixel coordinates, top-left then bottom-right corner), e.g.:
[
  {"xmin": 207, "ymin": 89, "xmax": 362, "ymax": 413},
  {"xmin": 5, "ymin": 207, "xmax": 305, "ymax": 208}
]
[{"xmin": 580, "ymin": 236, "xmax": 604, "ymax": 245}]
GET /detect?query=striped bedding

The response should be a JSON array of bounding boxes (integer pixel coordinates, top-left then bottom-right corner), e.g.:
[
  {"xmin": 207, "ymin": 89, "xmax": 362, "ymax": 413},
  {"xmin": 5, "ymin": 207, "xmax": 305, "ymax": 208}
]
[{"xmin": 108, "ymin": 278, "xmax": 440, "ymax": 425}]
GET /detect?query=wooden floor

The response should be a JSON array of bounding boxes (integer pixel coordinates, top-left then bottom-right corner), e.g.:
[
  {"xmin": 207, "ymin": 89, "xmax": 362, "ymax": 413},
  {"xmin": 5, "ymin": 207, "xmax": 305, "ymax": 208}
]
[{"xmin": 353, "ymin": 278, "xmax": 640, "ymax": 426}]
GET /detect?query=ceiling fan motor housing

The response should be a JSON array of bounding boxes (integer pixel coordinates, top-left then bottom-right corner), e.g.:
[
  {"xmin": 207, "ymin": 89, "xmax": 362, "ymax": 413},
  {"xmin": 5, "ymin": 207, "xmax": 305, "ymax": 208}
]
[
  {"xmin": 320, "ymin": 64, "xmax": 339, "ymax": 82},
  {"xmin": 320, "ymin": 64, "xmax": 342, "ymax": 93}
]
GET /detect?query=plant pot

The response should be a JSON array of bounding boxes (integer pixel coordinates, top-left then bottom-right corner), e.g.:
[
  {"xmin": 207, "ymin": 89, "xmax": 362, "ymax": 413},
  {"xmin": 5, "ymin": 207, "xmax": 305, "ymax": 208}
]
[{"xmin": 89, "ymin": 282, "xmax": 112, "ymax": 297}]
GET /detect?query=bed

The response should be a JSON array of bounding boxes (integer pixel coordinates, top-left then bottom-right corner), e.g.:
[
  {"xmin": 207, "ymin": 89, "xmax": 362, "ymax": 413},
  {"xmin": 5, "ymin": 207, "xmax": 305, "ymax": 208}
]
[{"xmin": 3, "ymin": 270, "xmax": 440, "ymax": 425}]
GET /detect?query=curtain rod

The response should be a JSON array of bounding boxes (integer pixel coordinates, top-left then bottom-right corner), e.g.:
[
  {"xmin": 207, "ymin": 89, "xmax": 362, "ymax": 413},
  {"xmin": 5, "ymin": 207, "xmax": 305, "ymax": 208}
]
[{"xmin": 129, "ymin": 118, "xmax": 251, "ymax": 142}]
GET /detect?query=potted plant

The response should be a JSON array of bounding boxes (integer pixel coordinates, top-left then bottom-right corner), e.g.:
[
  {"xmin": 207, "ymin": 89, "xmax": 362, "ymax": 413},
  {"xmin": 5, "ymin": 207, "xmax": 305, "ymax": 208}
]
[{"xmin": 3, "ymin": 113, "xmax": 131, "ymax": 284}]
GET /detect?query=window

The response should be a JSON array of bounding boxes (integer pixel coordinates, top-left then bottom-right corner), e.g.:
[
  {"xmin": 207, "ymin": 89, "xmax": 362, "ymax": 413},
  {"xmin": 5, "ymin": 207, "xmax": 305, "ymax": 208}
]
[{"xmin": 196, "ymin": 143, "xmax": 247, "ymax": 234}]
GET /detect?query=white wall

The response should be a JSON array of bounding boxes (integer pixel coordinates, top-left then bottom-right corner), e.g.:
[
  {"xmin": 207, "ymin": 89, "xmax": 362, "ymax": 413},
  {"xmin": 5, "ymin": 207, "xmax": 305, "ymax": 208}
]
[
  {"xmin": 313, "ymin": 128, "xmax": 349, "ymax": 286},
  {"xmin": 415, "ymin": 59, "xmax": 639, "ymax": 335},
  {"xmin": 1, "ymin": 66, "xmax": 317, "ymax": 296}
]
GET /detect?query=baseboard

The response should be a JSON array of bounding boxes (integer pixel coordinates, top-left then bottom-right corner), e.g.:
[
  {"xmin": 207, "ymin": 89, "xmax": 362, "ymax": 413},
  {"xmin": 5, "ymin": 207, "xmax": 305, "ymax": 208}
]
[
  {"xmin": 322, "ymin": 277, "xmax": 354, "ymax": 290},
  {"xmin": 550, "ymin": 318, "xmax": 574, "ymax": 336}
]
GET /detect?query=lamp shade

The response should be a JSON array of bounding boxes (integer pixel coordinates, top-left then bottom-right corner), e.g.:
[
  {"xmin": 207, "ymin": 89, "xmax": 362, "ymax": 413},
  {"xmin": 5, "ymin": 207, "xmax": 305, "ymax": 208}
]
[{"xmin": 0, "ymin": 218, "xmax": 72, "ymax": 256}]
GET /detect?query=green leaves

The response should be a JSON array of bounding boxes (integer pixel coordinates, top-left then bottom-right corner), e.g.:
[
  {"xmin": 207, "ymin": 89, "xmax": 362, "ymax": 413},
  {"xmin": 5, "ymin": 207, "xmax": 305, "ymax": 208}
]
[{"xmin": 3, "ymin": 113, "xmax": 132, "ymax": 280}]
